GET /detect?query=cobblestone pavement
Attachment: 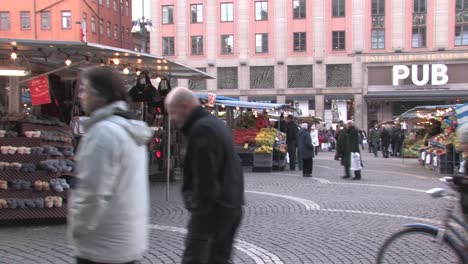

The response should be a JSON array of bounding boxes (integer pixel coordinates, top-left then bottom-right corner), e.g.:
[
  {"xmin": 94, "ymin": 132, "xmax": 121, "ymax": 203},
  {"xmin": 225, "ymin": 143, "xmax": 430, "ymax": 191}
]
[{"xmin": 0, "ymin": 151, "xmax": 460, "ymax": 263}]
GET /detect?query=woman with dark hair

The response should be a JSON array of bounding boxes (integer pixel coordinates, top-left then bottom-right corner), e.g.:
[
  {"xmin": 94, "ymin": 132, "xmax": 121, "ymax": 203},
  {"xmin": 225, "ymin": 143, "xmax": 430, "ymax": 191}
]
[{"xmin": 68, "ymin": 66, "xmax": 153, "ymax": 264}]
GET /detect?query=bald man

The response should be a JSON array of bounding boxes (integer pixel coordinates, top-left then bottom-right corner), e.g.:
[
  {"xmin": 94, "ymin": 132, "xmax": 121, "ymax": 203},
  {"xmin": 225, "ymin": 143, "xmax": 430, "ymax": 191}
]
[{"xmin": 165, "ymin": 87, "xmax": 244, "ymax": 264}]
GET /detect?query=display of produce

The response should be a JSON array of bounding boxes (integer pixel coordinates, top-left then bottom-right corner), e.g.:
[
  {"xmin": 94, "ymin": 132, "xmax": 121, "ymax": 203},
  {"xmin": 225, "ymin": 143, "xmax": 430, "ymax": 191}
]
[
  {"xmin": 232, "ymin": 129, "xmax": 258, "ymax": 146},
  {"xmin": 254, "ymin": 128, "xmax": 277, "ymax": 154}
]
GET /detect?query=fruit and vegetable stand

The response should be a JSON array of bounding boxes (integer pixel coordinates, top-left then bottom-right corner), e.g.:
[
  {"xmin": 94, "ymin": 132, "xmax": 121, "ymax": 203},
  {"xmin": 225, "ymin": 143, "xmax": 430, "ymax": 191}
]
[{"xmin": 397, "ymin": 105, "xmax": 460, "ymax": 174}]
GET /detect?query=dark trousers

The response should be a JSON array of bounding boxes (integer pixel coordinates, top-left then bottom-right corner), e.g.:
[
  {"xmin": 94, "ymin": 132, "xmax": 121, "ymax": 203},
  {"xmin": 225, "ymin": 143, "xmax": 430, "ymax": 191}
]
[
  {"xmin": 382, "ymin": 143, "xmax": 389, "ymax": 158},
  {"xmin": 182, "ymin": 205, "xmax": 242, "ymax": 264},
  {"xmin": 372, "ymin": 142, "xmax": 379, "ymax": 157},
  {"xmin": 76, "ymin": 258, "xmax": 137, "ymax": 264},
  {"xmin": 287, "ymin": 141, "xmax": 297, "ymax": 170},
  {"xmin": 344, "ymin": 164, "xmax": 362, "ymax": 179},
  {"xmin": 302, "ymin": 158, "xmax": 313, "ymax": 176},
  {"xmin": 314, "ymin": 146, "xmax": 319, "ymax": 156},
  {"xmin": 368, "ymin": 143, "xmax": 373, "ymax": 153},
  {"xmin": 394, "ymin": 141, "xmax": 403, "ymax": 157}
]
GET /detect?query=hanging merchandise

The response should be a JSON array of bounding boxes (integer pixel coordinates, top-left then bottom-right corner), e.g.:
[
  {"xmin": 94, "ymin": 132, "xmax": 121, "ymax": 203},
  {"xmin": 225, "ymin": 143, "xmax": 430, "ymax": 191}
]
[
  {"xmin": 128, "ymin": 71, "xmax": 162, "ymax": 106},
  {"xmin": 157, "ymin": 77, "xmax": 172, "ymax": 98},
  {"xmin": 29, "ymin": 75, "xmax": 51, "ymax": 106}
]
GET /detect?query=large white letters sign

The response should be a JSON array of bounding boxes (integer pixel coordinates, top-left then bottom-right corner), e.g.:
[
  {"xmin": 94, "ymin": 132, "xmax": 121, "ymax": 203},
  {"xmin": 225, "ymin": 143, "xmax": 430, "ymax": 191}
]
[{"xmin": 392, "ymin": 64, "xmax": 449, "ymax": 86}]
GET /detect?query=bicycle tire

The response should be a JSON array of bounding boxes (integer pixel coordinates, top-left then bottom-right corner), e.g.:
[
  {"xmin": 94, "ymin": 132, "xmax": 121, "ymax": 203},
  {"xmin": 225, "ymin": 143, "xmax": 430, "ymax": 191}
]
[{"xmin": 376, "ymin": 227, "xmax": 465, "ymax": 264}]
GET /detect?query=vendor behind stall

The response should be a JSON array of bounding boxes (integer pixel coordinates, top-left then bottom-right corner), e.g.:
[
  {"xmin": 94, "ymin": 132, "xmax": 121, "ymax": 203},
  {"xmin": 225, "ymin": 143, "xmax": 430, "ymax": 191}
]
[{"xmin": 255, "ymin": 110, "xmax": 270, "ymax": 130}]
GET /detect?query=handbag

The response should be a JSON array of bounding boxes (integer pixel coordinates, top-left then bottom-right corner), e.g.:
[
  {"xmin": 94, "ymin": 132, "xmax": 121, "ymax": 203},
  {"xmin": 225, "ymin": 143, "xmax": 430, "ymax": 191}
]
[
  {"xmin": 128, "ymin": 72, "xmax": 162, "ymax": 106},
  {"xmin": 350, "ymin": 152, "xmax": 362, "ymax": 171}
]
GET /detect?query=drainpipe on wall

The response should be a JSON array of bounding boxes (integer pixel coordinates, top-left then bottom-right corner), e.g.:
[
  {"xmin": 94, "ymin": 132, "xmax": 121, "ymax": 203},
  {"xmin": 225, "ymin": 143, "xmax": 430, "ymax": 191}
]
[{"xmin": 33, "ymin": 0, "xmax": 37, "ymax": 39}]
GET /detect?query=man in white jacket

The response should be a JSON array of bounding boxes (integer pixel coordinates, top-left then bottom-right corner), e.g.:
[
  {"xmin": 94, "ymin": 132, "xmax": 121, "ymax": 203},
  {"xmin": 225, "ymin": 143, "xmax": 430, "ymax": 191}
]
[{"xmin": 68, "ymin": 66, "xmax": 153, "ymax": 264}]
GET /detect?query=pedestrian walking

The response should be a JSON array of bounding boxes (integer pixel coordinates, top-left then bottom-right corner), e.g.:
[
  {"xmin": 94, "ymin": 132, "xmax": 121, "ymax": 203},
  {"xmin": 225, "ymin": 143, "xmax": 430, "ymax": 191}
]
[
  {"xmin": 392, "ymin": 124, "xmax": 405, "ymax": 157},
  {"xmin": 369, "ymin": 124, "xmax": 381, "ymax": 157},
  {"xmin": 69, "ymin": 66, "xmax": 153, "ymax": 264},
  {"xmin": 337, "ymin": 120, "xmax": 362, "ymax": 180},
  {"xmin": 165, "ymin": 87, "xmax": 244, "ymax": 264},
  {"xmin": 381, "ymin": 125, "xmax": 392, "ymax": 158},
  {"xmin": 310, "ymin": 125, "xmax": 320, "ymax": 156},
  {"xmin": 286, "ymin": 115, "xmax": 299, "ymax": 171},
  {"xmin": 298, "ymin": 123, "xmax": 314, "ymax": 177}
]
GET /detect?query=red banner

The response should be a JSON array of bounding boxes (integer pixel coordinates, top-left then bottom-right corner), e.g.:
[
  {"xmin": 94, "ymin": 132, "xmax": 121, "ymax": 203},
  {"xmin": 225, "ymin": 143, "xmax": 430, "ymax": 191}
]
[{"xmin": 29, "ymin": 75, "xmax": 51, "ymax": 105}]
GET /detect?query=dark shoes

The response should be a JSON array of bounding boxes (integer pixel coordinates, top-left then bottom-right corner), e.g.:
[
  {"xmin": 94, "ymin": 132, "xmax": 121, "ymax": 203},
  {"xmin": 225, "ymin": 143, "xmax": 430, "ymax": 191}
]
[
  {"xmin": 342, "ymin": 176, "xmax": 350, "ymax": 179},
  {"xmin": 351, "ymin": 177, "xmax": 361, "ymax": 180},
  {"xmin": 303, "ymin": 174, "xmax": 312, "ymax": 177}
]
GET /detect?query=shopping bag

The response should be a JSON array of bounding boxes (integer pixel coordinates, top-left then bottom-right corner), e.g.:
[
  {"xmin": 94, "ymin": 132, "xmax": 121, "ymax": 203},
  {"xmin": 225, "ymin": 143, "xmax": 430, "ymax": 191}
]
[{"xmin": 350, "ymin": 152, "xmax": 362, "ymax": 171}]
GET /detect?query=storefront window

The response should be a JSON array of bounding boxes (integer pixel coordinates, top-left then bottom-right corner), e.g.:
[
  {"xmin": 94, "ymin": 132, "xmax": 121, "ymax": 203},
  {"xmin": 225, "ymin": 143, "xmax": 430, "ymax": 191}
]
[
  {"xmin": 218, "ymin": 67, "xmax": 238, "ymax": 89},
  {"xmin": 189, "ymin": 68, "xmax": 207, "ymax": 90},
  {"xmin": 326, "ymin": 64, "xmax": 352, "ymax": 87},
  {"xmin": 250, "ymin": 66, "xmax": 274, "ymax": 89},
  {"xmin": 288, "ymin": 65, "xmax": 313, "ymax": 88}
]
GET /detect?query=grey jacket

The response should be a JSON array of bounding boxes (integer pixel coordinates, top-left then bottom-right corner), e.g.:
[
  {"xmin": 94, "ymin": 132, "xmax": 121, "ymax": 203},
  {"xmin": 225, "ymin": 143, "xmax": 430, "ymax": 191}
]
[{"xmin": 68, "ymin": 101, "xmax": 153, "ymax": 263}]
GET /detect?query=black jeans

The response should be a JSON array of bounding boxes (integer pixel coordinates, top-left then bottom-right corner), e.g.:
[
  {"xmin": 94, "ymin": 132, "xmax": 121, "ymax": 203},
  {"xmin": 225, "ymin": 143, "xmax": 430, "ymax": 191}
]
[
  {"xmin": 182, "ymin": 205, "xmax": 242, "ymax": 264},
  {"xmin": 76, "ymin": 258, "xmax": 137, "ymax": 264},
  {"xmin": 302, "ymin": 158, "xmax": 313, "ymax": 176},
  {"xmin": 287, "ymin": 141, "xmax": 297, "ymax": 170}
]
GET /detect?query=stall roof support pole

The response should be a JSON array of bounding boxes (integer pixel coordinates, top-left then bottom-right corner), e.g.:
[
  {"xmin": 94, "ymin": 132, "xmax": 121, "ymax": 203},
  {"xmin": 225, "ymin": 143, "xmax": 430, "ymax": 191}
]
[
  {"xmin": 166, "ymin": 115, "xmax": 171, "ymax": 202},
  {"xmin": 8, "ymin": 77, "xmax": 20, "ymax": 113}
]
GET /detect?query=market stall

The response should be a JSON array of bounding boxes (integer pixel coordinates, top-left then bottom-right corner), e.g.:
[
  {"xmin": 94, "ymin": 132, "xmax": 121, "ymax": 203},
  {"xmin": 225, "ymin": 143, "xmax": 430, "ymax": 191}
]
[
  {"xmin": 398, "ymin": 105, "xmax": 460, "ymax": 174},
  {"xmin": 196, "ymin": 95, "xmax": 293, "ymax": 172},
  {"xmin": 0, "ymin": 38, "xmax": 214, "ymax": 223}
]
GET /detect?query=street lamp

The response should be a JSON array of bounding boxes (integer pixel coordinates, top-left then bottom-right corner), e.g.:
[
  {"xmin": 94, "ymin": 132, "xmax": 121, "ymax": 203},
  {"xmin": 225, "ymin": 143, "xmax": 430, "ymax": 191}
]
[{"xmin": 132, "ymin": 0, "xmax": 153, "ymax": 53}]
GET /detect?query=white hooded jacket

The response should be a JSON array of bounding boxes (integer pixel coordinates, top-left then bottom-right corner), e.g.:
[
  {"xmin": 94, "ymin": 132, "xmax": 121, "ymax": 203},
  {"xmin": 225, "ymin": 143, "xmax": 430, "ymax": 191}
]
[{"xmin": 68, "ymin": 101, "xmax": 153, "ymax": 263}]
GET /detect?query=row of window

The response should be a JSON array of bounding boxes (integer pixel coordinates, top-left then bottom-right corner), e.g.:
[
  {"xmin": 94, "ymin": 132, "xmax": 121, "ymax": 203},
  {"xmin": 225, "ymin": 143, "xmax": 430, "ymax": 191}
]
[
  {"xmin": 162, "ymin": 31, "xmax": 346, "ymax": 56},
  {"xmin": 162, "ymin": 0, "xmax": 314, "ymax": 24},
  {"xmin": 187, "ymin": 64, "xmax": 352, "ymax": 90},
  {"xmin": 0, "ymin": 11, "xmax": 67, "ymax": 30},
  {"xmin": 94, "ymin": 0, "xmax": 130, "ymax": 15}
]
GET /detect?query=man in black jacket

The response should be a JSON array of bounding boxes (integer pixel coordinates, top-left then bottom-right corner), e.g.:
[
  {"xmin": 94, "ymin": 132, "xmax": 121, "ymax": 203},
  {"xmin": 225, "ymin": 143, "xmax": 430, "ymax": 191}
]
[
  {"xmin": 165, "ymin": 87, "xmax": 244, "ymax": 264},
  {"xmin": 286, "ymin": 115, "xmax": 299, "ymax": 170},
  {"xmin": 337, "ymin": 120, "xmax": 362, "ymax": 180}
]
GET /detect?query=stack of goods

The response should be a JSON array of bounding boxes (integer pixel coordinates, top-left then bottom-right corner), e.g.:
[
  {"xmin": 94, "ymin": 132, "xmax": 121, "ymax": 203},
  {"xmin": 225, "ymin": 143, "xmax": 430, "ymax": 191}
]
[
  {"xmin": 273, "ymin": 131, "xmax": 287, "ymax": 171},
  {"xmin": 232, "ymin": 129, "xmax": 258, "ymax": 167},
  {"xmin": 253, "ymin": 128, "xmax": 277, "ymax": 172},
  {"xmin": 418, "ymin": 127, "xmax": 458, "ymax": 174},
  {"xmin": 0, "ymin": 115, "xmax": 75, "ymax": 223}
]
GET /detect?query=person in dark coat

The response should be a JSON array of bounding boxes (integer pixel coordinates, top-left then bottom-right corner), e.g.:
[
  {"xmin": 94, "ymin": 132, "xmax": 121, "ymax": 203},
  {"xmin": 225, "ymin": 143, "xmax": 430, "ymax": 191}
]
[
  {"xmin": 369, "ymin": 124, "xmax": 381, "ymax": 157},
  {"xmin": 286, "ymin": 115, "xmax": 299, "ymax": 171},
  {"xmin": 165, "ymin": 87, "xmax": 244, "ymax": 264},
  {"xmin": 275, "ymin": 113, "xmax": 287, "ymax": 133},
  {"xmin": 297, "ymin": 123, "xmax": 314, "ymax": 177},
  {"xmin": 392, "ymin": 124, "xmax": 405, "ymax": 157},
  {"xmin": 380, "ymin": 125, "xmax": 391, "ymax": 158},
  {"xmin": 337, "ymin": 120, "xmax": 362, "ymax": 180}
]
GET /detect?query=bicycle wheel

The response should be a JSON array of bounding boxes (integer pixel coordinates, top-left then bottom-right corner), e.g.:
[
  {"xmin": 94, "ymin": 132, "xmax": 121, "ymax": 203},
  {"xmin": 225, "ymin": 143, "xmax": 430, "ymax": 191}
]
[{"xmin": 376, "ymin": 227, "xmax": 465, "ymax": 264}]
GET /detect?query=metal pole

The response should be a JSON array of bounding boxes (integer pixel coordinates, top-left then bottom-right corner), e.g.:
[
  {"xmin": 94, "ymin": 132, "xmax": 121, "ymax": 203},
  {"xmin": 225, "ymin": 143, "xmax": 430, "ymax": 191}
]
[
  {"xmin": 166, "ymin": 114, "xmax": 171, "ymax": 201},
  {"xmin": 141, "ymin": 0, "xmax": 147, "ymax": 53}
]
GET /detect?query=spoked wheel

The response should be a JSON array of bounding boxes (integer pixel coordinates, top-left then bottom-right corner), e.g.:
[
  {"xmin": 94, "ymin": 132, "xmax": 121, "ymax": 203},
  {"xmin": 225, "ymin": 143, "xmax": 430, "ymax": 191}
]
[{"xmin": 376, "ymin": 227, "xmax": 465, "ymax": 264}]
